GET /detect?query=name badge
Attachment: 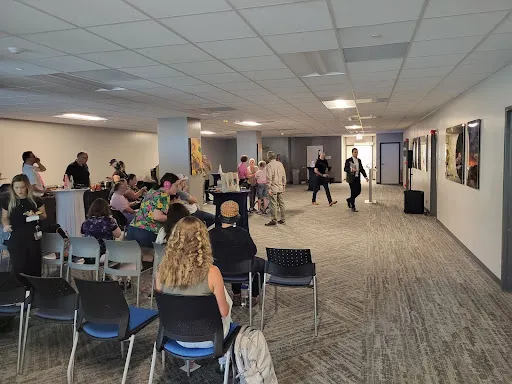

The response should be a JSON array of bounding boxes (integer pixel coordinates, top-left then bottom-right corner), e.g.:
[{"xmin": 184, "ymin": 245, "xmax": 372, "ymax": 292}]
[{"xmin": 26, "ymin": 214, "xmax": 40, "ymax": 223}]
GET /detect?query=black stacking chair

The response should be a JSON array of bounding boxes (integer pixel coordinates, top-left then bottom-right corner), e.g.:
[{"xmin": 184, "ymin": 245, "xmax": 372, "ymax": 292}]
[
  {"xmin": 261, "ymin": 248, "xmax": 318, "ymax": 336},
  {"xmin": 148, "ymin": 292, "xmax": 240, "ymax": 383},
  {"xmin": 19, "ymin": 274, "xmax": 77, "ymax": 373},
  {"xmin": 68, "ymin": 278, "xmax": 158, "ymax": 384},
  {"xmin": 111, "ymin": 209, "xmax": 128, "ymax": 232},
  {"xmin": 0, "ymin": 272, "xmax": 27, "ymax": 374},
  {"xmin": 216, "ymin": 259, "xmax": 260, "ymax": 326}
]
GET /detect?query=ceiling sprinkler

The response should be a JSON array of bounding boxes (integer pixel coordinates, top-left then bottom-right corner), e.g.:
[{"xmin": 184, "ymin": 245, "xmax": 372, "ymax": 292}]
[{"xmin": 7, "ymin": 47, "xmax": 23, "ymax": 54}]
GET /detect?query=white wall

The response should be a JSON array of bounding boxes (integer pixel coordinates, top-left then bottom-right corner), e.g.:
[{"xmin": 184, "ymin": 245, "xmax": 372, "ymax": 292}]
[
  {"xmin": 405, "ymin": 64, "xmax": 512, "ymax": 279},
  {"xmin": 0, "ymin": 119, "xmax": 158, "ymax": 186}
]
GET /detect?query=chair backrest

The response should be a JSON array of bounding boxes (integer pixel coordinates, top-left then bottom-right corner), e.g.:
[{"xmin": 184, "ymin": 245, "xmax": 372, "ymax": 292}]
[
  {"xmin": 74, "ymin": 278, "xmax": 130, "ymax": 339},
  {"xmin": 69, "ymin": 237, "xmax": 100, "ymax": 260},
  {"xmin": 155, "ymin": 291, "xmax": 224, "ymax": 357},
  {"xmin": 0, "ymin": 272, "xmax": 26, "ymax": 305},
  {"xmin": 41, "ymin": 233, "xmax": 65, "ymax": 255},
  {"xmin": 265, "ymin": 248, "xmax": 315, "ymax": 278},
  {"xmin": 111, "ymin": 209, "xmax": 128, "ymax": 229},
  {"xmin": 104, "ymin": 240, "xmax": 141, "ymax": 274},
  {"xmin": 21, "ymin": 274, "xmax": 76, "ymax": 311},
  {"xmin": 216, "ymin": 259, "xmax": 253, "ymax": 276},
  {"xmin": 152, "ymin": 242, "xmax": 165, "ymax": 279}
]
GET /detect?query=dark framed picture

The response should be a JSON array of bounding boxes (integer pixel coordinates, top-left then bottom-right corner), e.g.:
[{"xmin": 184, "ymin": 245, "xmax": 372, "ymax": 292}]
[
  {"xmin": 466, "ymin": 119, "xmax": 481, "ymax": 189},
  {"xmin": 445, "ymin": 124, "xmax": 465, "ymax": 184}
]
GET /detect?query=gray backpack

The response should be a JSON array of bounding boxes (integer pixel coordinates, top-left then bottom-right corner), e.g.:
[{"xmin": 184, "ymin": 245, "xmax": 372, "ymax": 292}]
[{"xmin": 233, "ymin": 326, "xmax": 278, "ymax": 384}]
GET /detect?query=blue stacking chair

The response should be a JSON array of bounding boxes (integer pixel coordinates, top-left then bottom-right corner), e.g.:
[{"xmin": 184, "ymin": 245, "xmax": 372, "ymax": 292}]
[
  {"xmin": 19, "ymin": 274, "xmax": 77, "ymax": 373},
  {"xmin": 148, "ymin": 292, "xmax": 240, "ymax": 384},
  {"xmin": 0, "ymin": 272, "xmax": 27, "ymax": 374},
  {"xmin": 261, "ymin": 248, "xmax": 318, "ymax": 336},
  {"xmin": 67, "ymin": 278, "xmax": 158, "ymax": 384}
]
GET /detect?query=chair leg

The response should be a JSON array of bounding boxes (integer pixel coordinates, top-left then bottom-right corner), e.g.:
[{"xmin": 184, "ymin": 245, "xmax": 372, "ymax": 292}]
[
  {"xmin": 21, "ymin": 303, "xmax": 31, "ymax": 373},
  {"xmin": 95, "ymin": 269, "xmax": 99, "ymax": 281},
  {"xmin": 223, "ymin": 348, "xmax": 232, "ymax": 384},
  {"xmin": 121, "ymin": 335, "xmax": 135, "ymax": 384},
  {"xmin": 148, "ymin": 343, "xmax": 157, "ymax": 384},
  {"xmin": 231, "ymin": 349, "xmax": 236, "ymax": 384},
  {"xmin": 67, "ymin": 332, "xmax": 79, "ymax": 384},
  {"xmin": 186, "ymin": 360, "xmax": 191, "ymax": 378},
  {"xmin": 249, "ymin": 272, "xmax": 253, "ymax": 327},
  {"xmin": 136, "ymin": 276, "xmax": 140, "ymax": 307},
  {"xmin": 66, "ymin": 266, "xmax": 71, "ymax": 282},
  {"xmin": 257, "ymin": 273, "xmax": 262, "ymax": 308},
  {"xmin": 161, "ymin": 350, "xmax": 165, "ymax": 369},
  {"xmin": 73, "ymin": 310, "xmax": 77, "ymax": 338},
  {"xmin": 313, "ymin": 276, "xmax": 318, "ymax": 336},
  {"xmin": 121, "ymin": 341, "xmax": 125, "ymax": 358},
  {"xmin": 60, "ymin": 262, "xmax": 64, "ymax": 278},
  {"xmin": 16, "ymin": 302, "xmax": 24, "ymax": 375},
  {"xmin": 260, "ymin": 275, "xmax": 267, "ymax": 330},
  {"xmin": 150, "ymin": 279, "xmax": 154, "ymax": 310}
]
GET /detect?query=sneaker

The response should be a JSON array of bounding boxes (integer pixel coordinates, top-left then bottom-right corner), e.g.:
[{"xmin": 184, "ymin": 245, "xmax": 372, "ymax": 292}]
[
  {"xmin": 233, "ymin": 294, "xmax": 241, "ymax": 306},
  {"xmin": 329, "ymin": 201, "xmax": 338, "ymax": 207},
  {"xmin": 278, "ymin": 219, "xmax": 286, "ymax": 224},
  {"xmin": 265, "ymin": 220, "xmax": 277, "ymax": 226},
  {"xmin": 312, "ymin": 202, "xmax": 319, "ymax": 205}
]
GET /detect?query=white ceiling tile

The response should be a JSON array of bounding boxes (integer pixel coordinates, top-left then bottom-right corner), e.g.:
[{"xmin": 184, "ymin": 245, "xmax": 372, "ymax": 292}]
[
  {"xmin": 256, "ymin": 78, "xmax": 303, "ymax": 87},
  {"xmin": 424, "ymin": 0, "xmax": 512, "ymax": 18},
  {"xmin": 22, "ymin": 29, "xmax": 122, "ymax": 54},
  {"xmin": 495, "ymin": 13, "xmax": 512, "ymax": 34},
  {"xmin": 0, "ymin": 1, "xmax": 74, "ymax": 35},
  {"xmin": 27, "ymin": 56, "xmax": 108, "ymax": 72},
  {"xmin": 302, "ymin": 76, "xmax": 346, "ymax": 86},
  {"xmin": 0, "ymin": 59, "xmax": 57, "ymax": 76},
  {"xmin": 230, "ymin": 0, "xmax": 307, "ymax": 8},
  {"xmin": 120, "ymin": 65, "xmax": 183, "ymax": 79},
  {"xmin": 87, "ymin": 21, "xmax": 186, "ymax": 49},
  {"xmin": 339, "ymin": 21, "xmax": 415, "ymax": 48},
  {"xmin": 224, "ymin": 55, "xmax": 286, "ymax": 71},
  {"xmin": 331, "ymin": 0, "xmax": 423, "ymax": 28},
  {"xmin": 170, "ymin": 60, "xmax": 233, "ymax": 75},
  {"xmin": 408, "ymin": 36, "xmax": 482, "ymax": 57},
  {"xmin": 110, "ymin": 79, "xmax": 161, "ymax": 89},
  {"xmin": 243, "ymin": 68, "xmax": 296, "ymax": 81},
  {"xmin": 21, "ymin": 0, "xmax": 148, "ymax": 27},
  {"xmin": 195, "ymin": 72, "xmax": 248, "ymax": 84},
  {"xmin": 265, "ymin": 30, "xmax": 339, "ymax": 54},
  {"xmin": 403, "ymin": 54, "xmax": 465, "ymax": 69},
  {"xmin": 171, "ymin": 84, "xmax": 222, "ymax": 93},
  {"xmin": 160, "ymin": 12, "xmax": 256, "ymax": 42},
  {"xmin": 79, "ymin": 50, "xmax": 158, "ymax": 68},
  {"xmin": 451, "ymin": 61, "xmax": 506, "ymax": 75},
  {"xmin": 125, "ymin": 0, "xmax": 231, "ymax": 18},
  {"xmin": 351, "ymin": 70, "xmax": 399, "ymax": 83},
  {"xmin": 399, "ymin": 66, "xmax": 454, "ymax": 78},
  {"xmin": 415, "ymin": 12, "xmax": 507, "ymax": 41},
  {"xmin": 476, "ymin": 33, "xmax": 512, "ymax": 51},
  {"xmin": 347, "ymin": 58, "xmax": 403, "ymax": 74},
  {"xmin": 136, "ymin": 44, "xmax": 212, "ymax": 64},
  {"xmin": 152, "ymin": 76, "xmax": 205, "ymax": 87},
  {"xmin": 197, "ymin": 38, "xmax": 272, "ymax": 59},
  {"xmin": 239, "ymin": 1, "xmax": 332, "ymax": 36},
  {"xmin": 464, "ymin": 49, "xmax": 512, "ymax": 65},
  {"xmin": 215, "ymin": 82, "xmax": 262, "ymax": 91},
  {"xmin": 0, "ymin": 37, "xmax": 66, "ymax": 59}
]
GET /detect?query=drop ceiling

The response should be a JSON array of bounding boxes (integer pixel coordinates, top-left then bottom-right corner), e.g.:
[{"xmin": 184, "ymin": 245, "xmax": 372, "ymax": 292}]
[{"xmin": 0, "ymin": 0, "xmax": 512, "ymax": 136}]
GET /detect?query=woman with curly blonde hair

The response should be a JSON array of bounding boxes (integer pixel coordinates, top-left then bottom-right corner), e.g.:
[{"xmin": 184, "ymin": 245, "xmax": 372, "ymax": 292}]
[{"xmin": 156, "ymin": 216, "xmax": 232, "ymax": 349}]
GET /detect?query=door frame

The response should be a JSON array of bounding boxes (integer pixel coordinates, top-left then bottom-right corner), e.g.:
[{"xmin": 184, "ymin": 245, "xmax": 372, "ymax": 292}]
[
  {"xmin": 379, "ymin": 142, "xmax": 401, "ymax": 185},
  {"xmin": 502, "ymin": 107, "xmax": 512, "ymax": 290}
]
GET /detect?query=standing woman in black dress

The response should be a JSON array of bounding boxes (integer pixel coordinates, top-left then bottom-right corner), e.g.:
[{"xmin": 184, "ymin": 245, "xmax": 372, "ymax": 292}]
[{"xmin": 1, "ymin": 174, "xmax": 46, "ymax": 276}]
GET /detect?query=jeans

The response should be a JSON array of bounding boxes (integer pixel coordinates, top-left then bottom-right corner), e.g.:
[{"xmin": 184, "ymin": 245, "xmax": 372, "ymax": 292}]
[
  {"xmin": 312, "ymin": 176, "xmax": 332, "ymax": 203},
  {"xmin": 232, "ymin": 257, "xmax": 266, "ymax": 297},
  {"xmin": 192, "ymin": 210, "xmax": 216, "ymax": 228},
  {"xmin": 126, "ymin": 225, "xmax": 157, "ymax": 248},
  {"xmin": 269, "ymin": 192, "xmax": 285, "ymax": 221}
]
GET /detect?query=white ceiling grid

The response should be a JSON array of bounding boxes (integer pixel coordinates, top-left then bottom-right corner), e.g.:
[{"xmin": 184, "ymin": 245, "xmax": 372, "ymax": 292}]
[{"xmin": 0, "ymin": 0, "xmax": 511, "ymax": 135}]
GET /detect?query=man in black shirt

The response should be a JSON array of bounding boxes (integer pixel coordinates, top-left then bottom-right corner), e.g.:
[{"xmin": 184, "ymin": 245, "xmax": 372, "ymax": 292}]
[
  {"xmin": 312, "ymin": 152, "xmax": 337, "ymax": 206},
  {"xmin": 65, "ymin": 151, "xmax": 90, "ymax": 187},
  {"xmin": 209, "ymin": 200, "xmax": 265, "ymax": 306}
]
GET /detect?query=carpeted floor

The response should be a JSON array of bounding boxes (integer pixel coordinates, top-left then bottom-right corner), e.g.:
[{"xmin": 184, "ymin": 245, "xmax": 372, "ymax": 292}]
[{"xmin": 2, "ymin": 183, "xmax": 512, "ymax": 383}]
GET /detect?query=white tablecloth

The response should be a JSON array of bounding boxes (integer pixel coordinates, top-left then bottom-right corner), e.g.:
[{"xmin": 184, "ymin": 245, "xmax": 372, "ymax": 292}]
[{"xmin": 52, "ymin": 189, "xmax": 88, "ymax": 237}]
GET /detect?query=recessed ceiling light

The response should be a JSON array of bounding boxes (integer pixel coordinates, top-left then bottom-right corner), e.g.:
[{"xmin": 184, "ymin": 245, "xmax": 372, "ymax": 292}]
[
  {"xmin": 349, "ymin": 115, "xmax": 375, "ymax": 121},
  {"xmin": 15, "ymin": 67, "xmax": 23, "ymax": 71},
  {"xmin": 355, "ymin": 98, "xmax": 373, "ymax": 104},
  {"xmin": 95, "ymin": 87, "xmax": 126, "ymax": 92},
  {"xmin": 302, "ymin": 72, "xmax": 344, "ymax": 78},
  {"xmin": 54, "ymin": 113, "xmax": 107, "ymax": 121},
  {"xmin": 322, "ymin": 99, "xmax": 356, "ymax": 109},
  {"xmin": 280, "ymin": 132, "xmax": 284, "ymax": 135},
  {"xmin": 346, "ymin": 125, "xmax": 362, "ymax": 129},
  {"xmin": 371, "ymin": 33, "xmax": 383, "ymax": 38},
  {"xmin": 201, "ymin": 130, "xmax": 216, "ymax": 135},
  {"xmin": 235, "ymin": 120, "xmax": 262, "ymax": 127}
]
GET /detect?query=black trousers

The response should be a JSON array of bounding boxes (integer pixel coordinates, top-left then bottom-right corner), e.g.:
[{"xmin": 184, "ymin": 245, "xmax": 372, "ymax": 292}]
[
  {"xmin": 8, "ymin": 232, "xmax": 42, "ymax": 277},
  {"xmin": 312, "ymin": 176, "xmax": 332, "ymax": 203},
  {"xmin": 204, "ymin": 179, "xmax": 210, "ymax": 201},
  {"xmin": 349, "ymin": 179, "xmax": 362, "ymax": 206},
  {"xmin": 232, "ymin": 257, "xmax": 265, "ymax": 297}
]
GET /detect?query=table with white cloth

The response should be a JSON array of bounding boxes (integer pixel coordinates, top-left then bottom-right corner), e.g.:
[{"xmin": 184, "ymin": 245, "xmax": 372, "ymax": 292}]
[{"xmin": 52, "ymin": 188, "xmax": 88, "ymax": 237}]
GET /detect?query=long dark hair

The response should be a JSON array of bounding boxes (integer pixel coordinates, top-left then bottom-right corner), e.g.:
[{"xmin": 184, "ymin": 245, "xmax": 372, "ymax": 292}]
[
  {"xmin": 87, "ymin": 198, "xmax": 111, "ymax": 219},
  {"xmin": 163, "ymin": 203, "xmax": 190, "ymax": 240}
]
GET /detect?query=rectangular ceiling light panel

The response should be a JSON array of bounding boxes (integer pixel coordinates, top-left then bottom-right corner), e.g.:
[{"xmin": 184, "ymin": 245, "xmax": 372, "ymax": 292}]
[
  {"xmin": 343, "ymin": 42, "xmax": 409, "ymax": 62},
  {"xmin": 280, "ymin": 49, "xmax": 345, "ymax": 77}
]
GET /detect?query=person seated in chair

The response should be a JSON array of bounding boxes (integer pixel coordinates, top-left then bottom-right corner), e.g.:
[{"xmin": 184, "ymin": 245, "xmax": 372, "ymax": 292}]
[
  {"xmin": 209, "ymin": 200, "xmax": 265, "ymax": 306},
  {"xmin": 155, "ymin": 203, "xmax": 190, "ymax": 244},
  {"xmin": 176, "ymin": 174, "xmax": 216, "ymax": 228}
]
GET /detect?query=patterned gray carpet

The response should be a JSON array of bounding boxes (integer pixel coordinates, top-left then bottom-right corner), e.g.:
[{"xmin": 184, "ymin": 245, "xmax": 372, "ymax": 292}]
[{"xmin": 2, "ymin": 184, "xmax": 512, "ymax": 383}]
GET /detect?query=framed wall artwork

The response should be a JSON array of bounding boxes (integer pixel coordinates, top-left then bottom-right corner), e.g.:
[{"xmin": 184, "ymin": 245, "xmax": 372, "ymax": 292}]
[
  {"xmin": 189, "ymin": 137, "xmax": 203, "ymax": 175},
  {"xmin": 417, "ymin": 137, "xmax": 422, "ymax": 170},
  {"xmin": 445, "ymin": 124, "xmax": 465, "ymax": 184},
  {"xmin": 466, "ymin": 119, "xmax": 481, "ymax": 189},
  {"xmin": 420, "ymin": 136, "xmax": 428, "ymax": 172},
  {"xmin": 412, "ymin": 138, "xmax": 417, "ymax": 168}
]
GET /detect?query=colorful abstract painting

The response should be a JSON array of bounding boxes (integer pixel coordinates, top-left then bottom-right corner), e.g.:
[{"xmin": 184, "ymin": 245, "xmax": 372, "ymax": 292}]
[{"xmin": 189, "ymin": 137, "xmax": 203, "ymax": 175}]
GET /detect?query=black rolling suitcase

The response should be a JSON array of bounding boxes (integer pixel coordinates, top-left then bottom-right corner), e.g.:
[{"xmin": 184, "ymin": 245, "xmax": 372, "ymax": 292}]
[{"xmin": 404, "ymin": 190, "xmax": 424, "ymax": 214}]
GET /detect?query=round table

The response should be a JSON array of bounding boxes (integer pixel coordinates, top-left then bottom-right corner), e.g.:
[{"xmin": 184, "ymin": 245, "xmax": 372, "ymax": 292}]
[{"xmin": 52, "ymin": 189, "xmax": 88, "ymax": 237}]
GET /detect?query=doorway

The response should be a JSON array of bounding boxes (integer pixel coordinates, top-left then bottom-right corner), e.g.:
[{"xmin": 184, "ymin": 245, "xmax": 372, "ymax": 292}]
[
  {"xmin": 346, "ymin": 144, "xmax": 373, "ymax": 177},
  {"xmin": 502, "ymin": 107, "xmax": 512, "ymax": 290},
  {"xmin": 380, "ymin": 142, "xmax": 400, "ymax": 184}
]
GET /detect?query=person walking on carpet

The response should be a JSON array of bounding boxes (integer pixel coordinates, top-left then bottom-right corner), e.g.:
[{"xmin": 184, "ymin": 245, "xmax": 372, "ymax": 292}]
[
  {"xmin": 265, "ymin": 151, "xmax": 286, "ymax": 226},
  {"xmin": 344, "ymin": 148, "xmax": 368, "ymax": 212},
  {"xmin": 312, "ymin": 151, "xmax": 337, "ymax": 206}
]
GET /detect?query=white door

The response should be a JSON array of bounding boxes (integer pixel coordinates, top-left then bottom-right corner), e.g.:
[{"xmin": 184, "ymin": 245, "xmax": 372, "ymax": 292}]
[{"xmin": 380, "ymin": 143, "xmax": 400, "ymax": 184}]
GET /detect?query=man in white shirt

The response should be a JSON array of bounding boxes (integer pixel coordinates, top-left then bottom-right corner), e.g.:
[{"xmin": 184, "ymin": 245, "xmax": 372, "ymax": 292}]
[
  {"xmin": 22, "ymin": 151, "xmax": 46, "ymax": 197},
  {"xmin": 265, "ymin": 151, "xmax": 287, "ymax": 226}
]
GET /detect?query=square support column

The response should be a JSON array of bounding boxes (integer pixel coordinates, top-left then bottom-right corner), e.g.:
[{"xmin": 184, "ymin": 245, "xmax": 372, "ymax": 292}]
[{"xmin": 237, "ymin": 130, "xmax": 262, "ymax": 164}]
